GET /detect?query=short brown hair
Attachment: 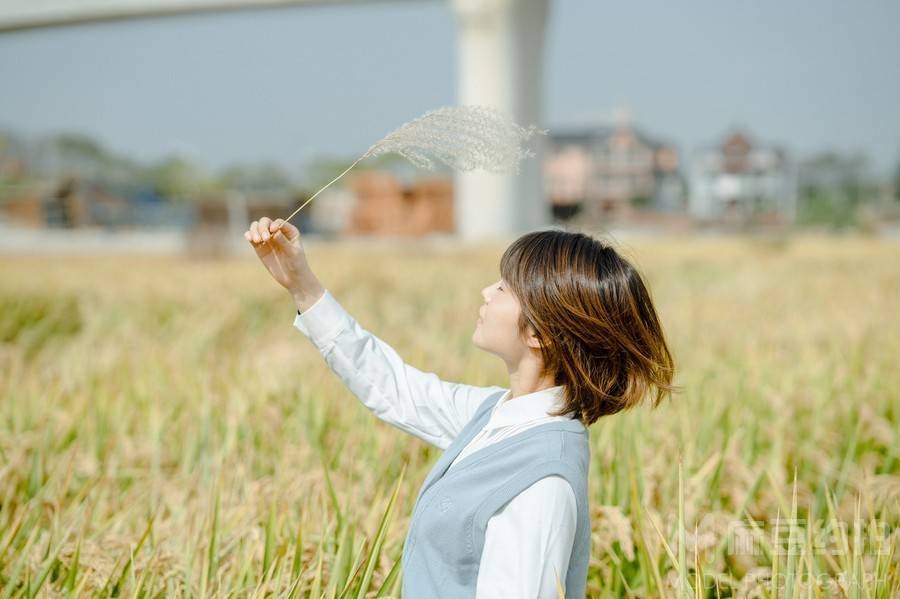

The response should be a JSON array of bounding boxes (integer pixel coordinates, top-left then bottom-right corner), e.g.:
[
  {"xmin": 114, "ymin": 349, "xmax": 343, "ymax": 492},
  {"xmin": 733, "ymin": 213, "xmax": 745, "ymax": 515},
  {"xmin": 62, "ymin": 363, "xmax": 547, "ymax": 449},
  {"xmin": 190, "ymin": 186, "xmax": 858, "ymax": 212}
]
[{"xmin": 500, "ymin": 229, "xmax": 681, "ymax": 426}]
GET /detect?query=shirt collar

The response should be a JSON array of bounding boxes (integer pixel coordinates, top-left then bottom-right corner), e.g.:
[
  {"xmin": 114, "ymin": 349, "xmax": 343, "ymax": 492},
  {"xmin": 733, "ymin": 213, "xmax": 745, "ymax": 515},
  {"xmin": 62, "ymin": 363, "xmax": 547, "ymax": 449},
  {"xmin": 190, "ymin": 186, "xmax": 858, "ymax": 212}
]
[{"xmin": 485, "ymin": 385, "xmax": 574, "ymax": 430}]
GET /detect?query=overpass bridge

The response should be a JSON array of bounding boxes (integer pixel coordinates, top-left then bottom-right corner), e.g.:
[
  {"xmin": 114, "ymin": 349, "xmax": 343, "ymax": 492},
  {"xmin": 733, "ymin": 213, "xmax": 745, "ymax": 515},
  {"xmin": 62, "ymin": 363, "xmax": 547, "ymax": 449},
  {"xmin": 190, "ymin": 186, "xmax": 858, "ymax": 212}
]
[{"xmin": 0, "ymin": 0, "xmax": 552, "ymax": 240}]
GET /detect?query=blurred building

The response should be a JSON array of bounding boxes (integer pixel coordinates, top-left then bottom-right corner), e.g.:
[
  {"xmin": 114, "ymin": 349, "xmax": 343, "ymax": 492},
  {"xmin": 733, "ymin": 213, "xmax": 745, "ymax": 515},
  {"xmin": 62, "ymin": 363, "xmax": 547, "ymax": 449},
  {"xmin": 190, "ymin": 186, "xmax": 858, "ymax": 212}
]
[
  {"xmin": 305, "ymin": 186, "xmax": 357, "ymax": 237},
  {"xmin": 0, "ymin": 177, "xmax": 195, "ymax": 230},
  {"xmin": 689, "ymin": 130, "xmax": 797, "ymax": 225},
  {"xmin": 346, "ymin": 171, "xmax": 454, "ymax": 236},
  {"xmin": 544, "ymin": 120, "xmax": 684, "ymax": 222}
]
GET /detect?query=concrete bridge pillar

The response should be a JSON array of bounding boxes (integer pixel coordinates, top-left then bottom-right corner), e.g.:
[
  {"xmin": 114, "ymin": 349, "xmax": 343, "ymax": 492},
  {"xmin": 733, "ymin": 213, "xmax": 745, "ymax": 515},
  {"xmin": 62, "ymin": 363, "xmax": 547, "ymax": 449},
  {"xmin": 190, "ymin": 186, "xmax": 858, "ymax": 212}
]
[{"xmin": 451, "ymin": 0, "xmax": 551, "ymax": 241}]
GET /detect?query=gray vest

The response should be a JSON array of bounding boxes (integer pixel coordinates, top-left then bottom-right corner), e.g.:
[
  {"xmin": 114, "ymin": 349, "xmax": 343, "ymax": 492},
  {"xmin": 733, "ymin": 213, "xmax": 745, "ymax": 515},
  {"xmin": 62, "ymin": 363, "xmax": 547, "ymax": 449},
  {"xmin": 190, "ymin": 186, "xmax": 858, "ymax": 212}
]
[{"xmin": 401, "ymin": 389, "xmax": 591, "ymax": 598}]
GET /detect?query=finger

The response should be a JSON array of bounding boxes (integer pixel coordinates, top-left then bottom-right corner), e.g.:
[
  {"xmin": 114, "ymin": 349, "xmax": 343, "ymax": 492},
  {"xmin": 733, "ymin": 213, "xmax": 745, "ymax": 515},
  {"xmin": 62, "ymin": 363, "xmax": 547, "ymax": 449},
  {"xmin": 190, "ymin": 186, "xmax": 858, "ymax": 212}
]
[
  {"xmin": 249, "ymin": 225, "xmax": 272, "ymax": 256},
  {"xmin": 272, "ymin": 228, "xmax": 291, "ymax": 248},
  {"xmin": 258, "ymin": 217, "xmax": 272, "ymax": 242},
  {"xmin": 270, "ymin": 219, "xmax": 292, "ymax": 243},
  {"xmin": 246, "ymin": 231, "xmax": 263, "ymax": 247},
  {"xmin": 277, "ymin": 220, "xmax": 300, "ymax": 242},
  {"xmin": 252, "ymin": 237, "xmax": 273, "ymax": 259}
]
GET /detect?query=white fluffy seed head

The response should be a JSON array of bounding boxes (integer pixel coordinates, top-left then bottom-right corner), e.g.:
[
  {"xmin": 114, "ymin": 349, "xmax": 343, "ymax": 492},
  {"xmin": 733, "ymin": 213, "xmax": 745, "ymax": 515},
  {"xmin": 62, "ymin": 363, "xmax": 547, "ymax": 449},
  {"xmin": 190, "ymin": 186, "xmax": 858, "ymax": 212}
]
[
  {"xmin": 276, "ymin": 105, "xmax": 547, "ymax": 224},
  {"xmin": 361, "ymin": 105, "xmax": 547, "ymax": 174}
]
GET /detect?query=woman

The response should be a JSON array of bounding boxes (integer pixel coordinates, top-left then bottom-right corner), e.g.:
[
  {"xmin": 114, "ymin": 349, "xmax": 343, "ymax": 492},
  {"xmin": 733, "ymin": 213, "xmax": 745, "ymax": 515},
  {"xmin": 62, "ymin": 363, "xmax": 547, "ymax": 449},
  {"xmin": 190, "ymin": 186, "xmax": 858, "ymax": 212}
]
[{"xmin": 245, "ymin": 217, "xmax": 678, "ymax": 598}]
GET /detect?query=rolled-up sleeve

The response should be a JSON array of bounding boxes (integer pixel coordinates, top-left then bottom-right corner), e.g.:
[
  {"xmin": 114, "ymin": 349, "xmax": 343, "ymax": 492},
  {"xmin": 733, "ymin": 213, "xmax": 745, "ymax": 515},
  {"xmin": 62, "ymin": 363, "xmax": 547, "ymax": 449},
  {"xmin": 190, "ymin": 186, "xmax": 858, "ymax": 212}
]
[{"xmin": 293, "ymin": 289, "xmax": 505, "ymax": 449}]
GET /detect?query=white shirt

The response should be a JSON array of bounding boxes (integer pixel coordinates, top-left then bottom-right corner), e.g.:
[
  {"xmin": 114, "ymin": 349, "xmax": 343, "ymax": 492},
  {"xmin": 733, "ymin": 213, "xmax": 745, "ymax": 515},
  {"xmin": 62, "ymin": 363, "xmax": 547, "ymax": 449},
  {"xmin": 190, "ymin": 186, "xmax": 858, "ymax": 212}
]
[{"xmin": 292, "ymin": 289, "xmax": 580, "ymax": 598}]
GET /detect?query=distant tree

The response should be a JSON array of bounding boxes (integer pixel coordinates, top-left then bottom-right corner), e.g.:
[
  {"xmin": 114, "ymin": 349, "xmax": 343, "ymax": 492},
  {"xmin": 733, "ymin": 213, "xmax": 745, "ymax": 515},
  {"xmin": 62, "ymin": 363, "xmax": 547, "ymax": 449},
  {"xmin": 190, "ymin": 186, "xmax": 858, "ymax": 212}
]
[
  {"xmin": 54, "ymin": 133, "xmax": 106, "ymax": 162},
  {"xmin": 0, "ymin": 130, "xmax": 25, "ymax": 162},
  {"xmin": 0, "ymin": 130, "xmax": 28, "ymax": 193},
  {"xmin": 220, "ymin": 162, "xmax": 295, "ymax": 195},
  {"xmin": 630, "ymin": 194, "xmax": 652, "ymax": 209},
  {"xmin": 146, "ymin": 155, "xmax": 200, "ymax": 201},
  {"xmin": 797, "ymin": 151, "xmax": 877, "ymax": 229},
  {"xmin": 46, "ymin": 133, "xmax": 110, "ymax": 179},
  {"xmin": 304, "ymin": 156, "xmax": 356, "ymax": 192},
  {"xmin": 104, "ymin": 155, "xmax": 146, "ymax": 186},
  {"xmin": 894, "ymin": 155, "xmax": 900, "ymax": 201}
]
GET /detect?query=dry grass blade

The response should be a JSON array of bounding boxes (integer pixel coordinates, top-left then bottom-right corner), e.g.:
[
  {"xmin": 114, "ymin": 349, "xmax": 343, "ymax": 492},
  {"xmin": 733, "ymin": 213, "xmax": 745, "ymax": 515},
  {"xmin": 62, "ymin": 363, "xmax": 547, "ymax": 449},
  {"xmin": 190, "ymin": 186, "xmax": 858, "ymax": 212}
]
[{"xmin": 554, "ymin": 566, "xmax": 565, "ymax": 598}]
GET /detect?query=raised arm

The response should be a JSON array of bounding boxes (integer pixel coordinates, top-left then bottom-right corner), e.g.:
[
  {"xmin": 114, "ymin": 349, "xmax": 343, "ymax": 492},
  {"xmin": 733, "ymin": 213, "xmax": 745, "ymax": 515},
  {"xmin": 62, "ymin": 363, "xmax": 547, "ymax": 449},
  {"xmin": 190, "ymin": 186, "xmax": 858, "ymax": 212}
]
[
  {"xmin": 245, "ymin": 216, "xmax": 504, "ymax": 449},
  {"xmin": 293, "ymin": 289, "xmax": 504, "ymax": 448}
]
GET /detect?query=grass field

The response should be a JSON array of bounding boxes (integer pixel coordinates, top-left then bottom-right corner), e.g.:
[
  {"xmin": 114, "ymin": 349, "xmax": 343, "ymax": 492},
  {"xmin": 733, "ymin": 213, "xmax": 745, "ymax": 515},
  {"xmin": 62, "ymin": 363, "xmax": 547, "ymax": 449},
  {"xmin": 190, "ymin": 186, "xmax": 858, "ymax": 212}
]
[{"xmin": 1, "ymin": 233, "xmax": 898, "ymax": 597}]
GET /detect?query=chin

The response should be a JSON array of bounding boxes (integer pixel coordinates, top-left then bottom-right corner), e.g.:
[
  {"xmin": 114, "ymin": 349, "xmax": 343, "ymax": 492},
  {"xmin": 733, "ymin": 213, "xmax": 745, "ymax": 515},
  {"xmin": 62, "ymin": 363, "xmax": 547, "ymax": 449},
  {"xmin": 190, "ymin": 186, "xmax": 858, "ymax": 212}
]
[
  {"xmin": 471, "ymin": 332, "xmax": 485, "ymax": 352},
  {"xmin": 472, "ymin": 338, "xmax": 494, "ymax": 356}
]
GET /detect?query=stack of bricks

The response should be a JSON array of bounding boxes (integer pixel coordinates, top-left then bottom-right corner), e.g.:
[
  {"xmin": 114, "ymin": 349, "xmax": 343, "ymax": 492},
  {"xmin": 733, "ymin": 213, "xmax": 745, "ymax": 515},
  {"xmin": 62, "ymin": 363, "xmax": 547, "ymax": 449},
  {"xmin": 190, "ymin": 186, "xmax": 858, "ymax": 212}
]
[{"xmin": 347, "ymin": 170, "xmax": 454, "ymax": 236}]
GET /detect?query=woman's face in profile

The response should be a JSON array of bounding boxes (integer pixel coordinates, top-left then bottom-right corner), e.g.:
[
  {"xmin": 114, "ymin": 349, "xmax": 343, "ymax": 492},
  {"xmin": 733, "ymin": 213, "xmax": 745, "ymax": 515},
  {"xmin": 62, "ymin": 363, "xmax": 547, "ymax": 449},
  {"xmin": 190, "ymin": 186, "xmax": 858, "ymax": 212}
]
[{"xmin": 472, "ymin": 278, "xmax": 534, "ymax": 363}]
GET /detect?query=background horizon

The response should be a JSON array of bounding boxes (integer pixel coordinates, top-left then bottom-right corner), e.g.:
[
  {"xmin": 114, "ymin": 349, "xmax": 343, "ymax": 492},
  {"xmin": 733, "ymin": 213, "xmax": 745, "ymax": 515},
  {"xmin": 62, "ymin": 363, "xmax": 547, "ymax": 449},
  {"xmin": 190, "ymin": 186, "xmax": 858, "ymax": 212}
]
[{"xmin": 1, "ymin": 0, "xmax": 899, "ymax": 179}]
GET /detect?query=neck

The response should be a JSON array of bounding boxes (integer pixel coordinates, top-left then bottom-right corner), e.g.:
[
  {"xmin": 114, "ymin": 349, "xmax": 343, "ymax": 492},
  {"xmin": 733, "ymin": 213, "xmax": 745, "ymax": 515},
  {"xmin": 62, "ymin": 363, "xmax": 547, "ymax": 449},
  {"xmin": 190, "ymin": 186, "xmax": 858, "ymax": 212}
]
[{"xmin": 506, "ymin": 358, "xmax": 557, "ymax": 401}]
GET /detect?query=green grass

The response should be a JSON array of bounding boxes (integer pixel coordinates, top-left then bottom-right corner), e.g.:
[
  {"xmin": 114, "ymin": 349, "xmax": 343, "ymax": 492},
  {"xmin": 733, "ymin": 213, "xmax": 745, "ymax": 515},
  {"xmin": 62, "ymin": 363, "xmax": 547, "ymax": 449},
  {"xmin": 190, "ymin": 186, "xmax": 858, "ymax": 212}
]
[{"xmin": 0, "ymin": 233, "xmax": 897, "ymax": 597}]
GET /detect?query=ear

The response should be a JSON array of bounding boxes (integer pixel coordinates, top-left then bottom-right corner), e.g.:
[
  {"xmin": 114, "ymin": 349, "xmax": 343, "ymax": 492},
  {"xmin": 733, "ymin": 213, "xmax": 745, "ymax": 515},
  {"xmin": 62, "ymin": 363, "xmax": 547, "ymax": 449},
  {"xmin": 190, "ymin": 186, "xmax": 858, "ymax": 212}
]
[{"xmin": 525, "ymin": 326, "xmax": 549, "ymax": 350}]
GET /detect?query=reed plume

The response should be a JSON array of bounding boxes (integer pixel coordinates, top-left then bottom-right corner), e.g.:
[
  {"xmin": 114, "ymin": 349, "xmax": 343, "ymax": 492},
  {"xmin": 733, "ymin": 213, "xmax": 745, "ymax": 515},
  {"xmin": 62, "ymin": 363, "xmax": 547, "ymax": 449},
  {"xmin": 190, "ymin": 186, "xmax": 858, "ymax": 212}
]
[{"xmin": 275, "ymin": 105, "xmax": 547, "ymax": 230}]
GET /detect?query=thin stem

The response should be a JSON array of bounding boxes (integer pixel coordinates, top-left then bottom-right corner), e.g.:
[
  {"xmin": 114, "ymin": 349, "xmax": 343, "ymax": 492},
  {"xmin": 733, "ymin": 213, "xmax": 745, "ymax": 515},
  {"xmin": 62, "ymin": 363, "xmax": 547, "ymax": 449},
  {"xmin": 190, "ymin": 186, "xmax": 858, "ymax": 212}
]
[{"xmin": 273, "ymin": 155, "xmax": 367, "ymax": 233}]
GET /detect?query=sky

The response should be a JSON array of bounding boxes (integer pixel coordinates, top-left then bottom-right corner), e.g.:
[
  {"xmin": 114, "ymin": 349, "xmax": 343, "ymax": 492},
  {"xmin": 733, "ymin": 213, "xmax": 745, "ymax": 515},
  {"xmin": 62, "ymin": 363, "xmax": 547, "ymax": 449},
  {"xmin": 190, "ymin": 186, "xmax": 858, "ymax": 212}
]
[{"xmin": 1, "ymin": 0, "xmax": 898, "ymax": 178}]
